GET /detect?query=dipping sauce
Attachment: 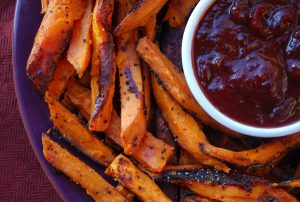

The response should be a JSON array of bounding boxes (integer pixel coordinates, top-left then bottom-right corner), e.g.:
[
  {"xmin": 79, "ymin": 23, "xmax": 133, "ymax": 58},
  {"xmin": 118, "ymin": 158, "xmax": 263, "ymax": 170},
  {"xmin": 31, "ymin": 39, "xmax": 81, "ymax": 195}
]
[{"xmin": 193, "ymin": 0, "xmax": 300, "ymax": 127}]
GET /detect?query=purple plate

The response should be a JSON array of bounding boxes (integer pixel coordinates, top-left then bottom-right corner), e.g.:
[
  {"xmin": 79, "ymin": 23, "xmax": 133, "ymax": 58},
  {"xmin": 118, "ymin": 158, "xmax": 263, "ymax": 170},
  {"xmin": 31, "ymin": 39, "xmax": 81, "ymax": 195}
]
[{"xmin": 12, "ymin": 1, "xmax": 106, "ymax": 201}]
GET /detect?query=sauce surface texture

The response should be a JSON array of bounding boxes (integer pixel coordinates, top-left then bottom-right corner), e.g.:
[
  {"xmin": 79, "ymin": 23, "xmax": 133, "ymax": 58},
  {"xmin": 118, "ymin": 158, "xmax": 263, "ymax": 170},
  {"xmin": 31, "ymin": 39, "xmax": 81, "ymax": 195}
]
[{"xmin": 193, "ymin": 0, "xmax": 300, "ymax": 127}]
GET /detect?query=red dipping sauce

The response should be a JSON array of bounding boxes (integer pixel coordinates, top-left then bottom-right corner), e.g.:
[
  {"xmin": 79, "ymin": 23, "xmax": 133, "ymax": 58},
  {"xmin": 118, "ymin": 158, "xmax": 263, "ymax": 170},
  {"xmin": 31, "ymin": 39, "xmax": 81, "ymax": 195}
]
[{"xmin": 193, "ymin": 0, "xmax": 300, "ymax": 127}]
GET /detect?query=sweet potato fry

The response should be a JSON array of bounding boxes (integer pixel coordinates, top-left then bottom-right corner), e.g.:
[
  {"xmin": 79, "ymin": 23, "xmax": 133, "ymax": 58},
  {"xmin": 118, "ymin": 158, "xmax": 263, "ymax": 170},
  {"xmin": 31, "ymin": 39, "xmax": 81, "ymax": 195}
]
[
  {"xmin": 152, "ymin": 76, "xmax": 229, "ymax": 173},
  {"xmin": 105, "ymin": 154, "xmax": 172, "ymax": 202},
  {"xmin": 144, "ymin": 15, "xmax": 157, "ymax": 41},
  {"xmin": 141, "ymin": 62, "xmax": 152, "ymax": 124},
  {"xmin": 134, "ymin": 132, "xmax": 174, "ymax": 172},
  {"xmin": 67, "ymin": 0, "xmax": 92, "ymax": 77},
  {"xmin": 201, "ymin": 132, "xmax": 300, "ymax": 167},
  {"xmin": 40, "ymin": 0, "xmax": 49, "ymax": 14},
  {"xmin": 272, "ymin": 179, "xmax": 300, "ymax": 188},
  {"xmin": 155, "ymin": 168, "xmax": 297, "ymax": 202},
  {"xmin": 47, "ymin": 58, "xmax": 75, "ymax": 99},
  {"xmin": 89, "ymin": 0, "xmax": 115, "ymax": 132},
  {"xmin": 141, "ymin": 16, "xmax": 156, "ymax": 123},
  {"xmin": 45, "ymin": 93, "xmax": 115, "ymax": 166},
  {"xmin": 155, "ymin": 111, "xmax": 178, "ymax": 165},
  {"xmin": 65, "ymin": 79, "xmax": 91, "ymax": 120},
  {"xmin": 64, "ymin": 80, "xmax": 174, "ymax": 172},
  {"xmin": 137, "ymin": 37, "xmax": 242, "ymax": 138},
  {"xmin": 117, "ymin": 31, "xmax": 146, "ymax": 154},
  {"xmin": 114, "ymin": 0, "xmax": 168, "ymax": 36},
  {"xmin": 164, "ymin": 0, "xmax": 199, "ymax": 27},
  {"xmin": 42, "ymin": 134, "xmax": 127, "ymax": 202},
  {"xmin": 179, "ymin": 149, "xmax": 201, "ymax": 165},
  {"xmin": 27, "ymin": 0, "xmax": 86, "ymax": 94},
  {"xmin": 115, "ymin": 185, "xmax": 135, "ymax": 201}
]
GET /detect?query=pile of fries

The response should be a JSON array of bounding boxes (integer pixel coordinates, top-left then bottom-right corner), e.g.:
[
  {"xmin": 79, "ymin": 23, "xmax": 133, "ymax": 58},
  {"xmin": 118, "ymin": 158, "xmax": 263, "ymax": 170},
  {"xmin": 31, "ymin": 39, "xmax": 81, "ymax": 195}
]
[{"xmin": 27, "ymin": 0, "xmax": 300, "ymax": 201}]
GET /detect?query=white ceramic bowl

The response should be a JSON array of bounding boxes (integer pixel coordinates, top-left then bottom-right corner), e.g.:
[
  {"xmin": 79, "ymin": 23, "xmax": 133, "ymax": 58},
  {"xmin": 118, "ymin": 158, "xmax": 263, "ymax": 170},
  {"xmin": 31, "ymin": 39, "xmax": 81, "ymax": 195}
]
[{"xmin": 181, "ymin": 0, "xmax": 300, "ymax": 138}]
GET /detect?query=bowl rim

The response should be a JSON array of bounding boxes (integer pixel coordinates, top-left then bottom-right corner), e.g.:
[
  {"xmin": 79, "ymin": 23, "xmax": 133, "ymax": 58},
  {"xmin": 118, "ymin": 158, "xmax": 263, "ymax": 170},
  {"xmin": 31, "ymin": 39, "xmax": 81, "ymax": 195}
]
[{"xmin": 181, "ymin": 0, "xmax": 300, "ymax": 138}]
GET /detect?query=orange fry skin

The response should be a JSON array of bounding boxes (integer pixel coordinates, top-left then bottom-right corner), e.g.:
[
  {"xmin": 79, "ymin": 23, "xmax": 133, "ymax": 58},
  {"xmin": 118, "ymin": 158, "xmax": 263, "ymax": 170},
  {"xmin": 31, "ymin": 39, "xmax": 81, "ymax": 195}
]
[{"xmin": 27, "ymin": 0, "xmax": 86, "ymax": 94}]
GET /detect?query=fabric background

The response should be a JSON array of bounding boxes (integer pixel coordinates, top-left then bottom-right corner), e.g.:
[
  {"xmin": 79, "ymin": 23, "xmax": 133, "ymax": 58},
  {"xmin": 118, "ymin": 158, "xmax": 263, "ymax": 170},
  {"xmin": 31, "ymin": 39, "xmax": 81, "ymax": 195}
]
[{"xmin": 0, "ymin": 1, "xmax": 61, "ymax": 201}]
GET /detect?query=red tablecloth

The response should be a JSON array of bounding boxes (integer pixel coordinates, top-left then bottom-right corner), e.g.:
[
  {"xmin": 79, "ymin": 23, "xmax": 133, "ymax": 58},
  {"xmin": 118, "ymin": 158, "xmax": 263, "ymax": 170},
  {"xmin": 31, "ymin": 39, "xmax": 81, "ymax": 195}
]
[{"xmin": 0, "ymin": 1, "xmax": 61, "ymax": 201}]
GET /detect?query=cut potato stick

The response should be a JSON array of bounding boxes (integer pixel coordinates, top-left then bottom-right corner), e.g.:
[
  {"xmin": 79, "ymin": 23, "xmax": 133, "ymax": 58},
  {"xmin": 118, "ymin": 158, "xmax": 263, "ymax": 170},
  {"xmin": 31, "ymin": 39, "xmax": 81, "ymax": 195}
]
[
  {"xmin": 105, "ymin": 111, "xmax": 174, "ymax": 172},
  {"xmin": 27, "ymin": 0, "xmax": 86, "ymax": 94},
  {"xmin": 114, "ymin": 0, "xmax": 168, "ymax": 36},
  {"xmin": 152, "ymin": 76, "xmax": 229, "ymax": 173},
  {"xmin": 201, "ymin": 132, "xmax": 300, "ymax": 167},
  {"xmin": 179, "ymin": 149, "xmax": 202, "ymax": 165},
  {"xmin": 65, "ymin": 79, "xmax": 91, "ymax": 120},
  {"xmin": 42, "ymin": 134, "xmax": 128, "ymax": 202},
  {"xmin": 116, "ymin": 185, "xmax": 135, "ymax": 201},
  {"xmin": 45, "ymin": 93, "xmax": 115, "ymax": 166},
  {"xmin": 164, "ymin": 0, "xmax": 199, "ymax": 27},
  {"xmin": 137, "ymin": 37, "xmax": 242, "ymax": 138},
  {"xmin": 105, "ymin": 154, "xmax": 172, "ymax": 202},
  {"xmin": 155, "ymin": 168, "xmax": 297, "ymax": 202},
  {"xmin": 105, "ymin": 110, "xmax": 123, "ymax": 145},
  {"xmin": 116, "ymin": 0, "xmax": 146, "ymax": 154},
  {"xmin": 117, "ymin": 31, "xmax": 146, "ymax": 154},
  {"xmin": 272, "ymin": 179, "xmax": 300, "ymax": 188},
  {"xmin": 134, "ymin": 132, "xmax": 174, "ymax": 172},
  {"xmin": 145, "ymin": 15, "xmax": 157, "ymax": 41},
  {"xmin": 64, "ymin": 80, "xmax": 174, "ymax": 172},
  {"xmin": 40, "ymin": 0, "xmax": 49, "ymax": 14},
  {"xmin": 47, "ymin": 58, "xmax": 75, "ymax": 99},
  {"xmin": 89, "ymin": 0, "xmax": 115, "ymax": 132},
  {"xmin": 67, "ymin": 0, "xmax": 92, "ymax": 77},
  {"xmin": 155, "ymin": 111, "xmax": 178, "ymax": 165},
  {"xmin": 142, "ymin": 15, "xmax": 157, "ymax": 123}
]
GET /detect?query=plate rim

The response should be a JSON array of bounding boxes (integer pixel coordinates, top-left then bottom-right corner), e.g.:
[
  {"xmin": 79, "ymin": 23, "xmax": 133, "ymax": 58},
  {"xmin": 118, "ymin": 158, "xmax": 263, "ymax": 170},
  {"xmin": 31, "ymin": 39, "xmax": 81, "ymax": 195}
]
[{"xmin": 12, "ymin": 1, "xmax": 68, "ymax": 201}]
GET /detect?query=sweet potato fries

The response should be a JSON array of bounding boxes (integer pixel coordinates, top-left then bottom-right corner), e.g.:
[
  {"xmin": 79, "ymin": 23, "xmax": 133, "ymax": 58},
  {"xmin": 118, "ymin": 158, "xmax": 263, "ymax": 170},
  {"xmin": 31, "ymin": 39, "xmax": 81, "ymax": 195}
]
[{"xmin": 25, "ymin": 1, "xmax": 300, "ymax": 201}]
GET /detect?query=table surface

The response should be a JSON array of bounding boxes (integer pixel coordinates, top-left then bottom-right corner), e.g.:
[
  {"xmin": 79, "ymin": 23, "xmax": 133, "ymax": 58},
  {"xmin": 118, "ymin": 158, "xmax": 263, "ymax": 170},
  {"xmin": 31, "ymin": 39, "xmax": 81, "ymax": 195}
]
[{"xmin": 0, "ymin": 1, "xmax": 61, "ymax": 201}]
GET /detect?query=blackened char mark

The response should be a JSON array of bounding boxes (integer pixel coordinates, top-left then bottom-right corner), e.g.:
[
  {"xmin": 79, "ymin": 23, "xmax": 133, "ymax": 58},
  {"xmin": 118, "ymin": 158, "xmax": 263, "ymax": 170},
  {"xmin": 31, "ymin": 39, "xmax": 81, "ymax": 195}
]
[
  {"xmin": 92, "ymin": 38, "xmax": 115, "ymax": 120},
  {"xmin": 27, "ymin": 30, "xmax": 71, "ymax": 95},
  {"xmin": 130, "ymin": 0, "xmax": 145, "ymax": 13},
  {"xmin": 96, "ymin": 0, "xmax": 114, "ymax": 33},
  {"xmin": 156, "ymin": 168, "xmax": 268, "ymax": 191}
]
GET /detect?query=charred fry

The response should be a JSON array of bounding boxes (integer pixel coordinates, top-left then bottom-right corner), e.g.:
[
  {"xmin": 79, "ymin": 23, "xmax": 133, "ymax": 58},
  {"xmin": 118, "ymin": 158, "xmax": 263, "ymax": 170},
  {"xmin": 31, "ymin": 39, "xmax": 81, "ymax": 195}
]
[
  {"xmin": 47, "ymin": 58, "xmax": 75, "ymax": 99},
  {"xmin": 67, "ymin": 0, "xmax": 92, "ymax": 77},
  {"xmin": 89, "ymin": 0, "xmax": 115, "ymax": 132},
  {"xmin": 201, "ymin": 132, "xmax": 300, "ymax": 167},
  {"xmin": 27, "ymin": 0, "xmax": 86, "ymax": 94},
  {"xmin": 105, "ymin": 154, "xmax": 172, "ymax": 202},
  {"xmin": 42, "ymin": 134, "xmax": 127, "ymax": 202},
  {"xmin": 45, "ymin": 93, "xmax": 115, "ymax": 166},
  {"xmin": 137, "ymin": 37, "xmax": 242, "ymax": 138},
  {"xmin": 152, "ymin": 76, "xmax": 229, "ymax": 172},
  {"xmin": 64, "ymin": 80, "xmax": 174, "ymax": 172},
  {"xmin": 114, "ymin": 0, "xmax": 168, "ymax": 36},
  {"xmin": 155, "ymin": 168, "xmax": 297, "ymax": 202},
  {"xmin": 164, "ymin": 0, "xmax": 199, "ymax": 27}
]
